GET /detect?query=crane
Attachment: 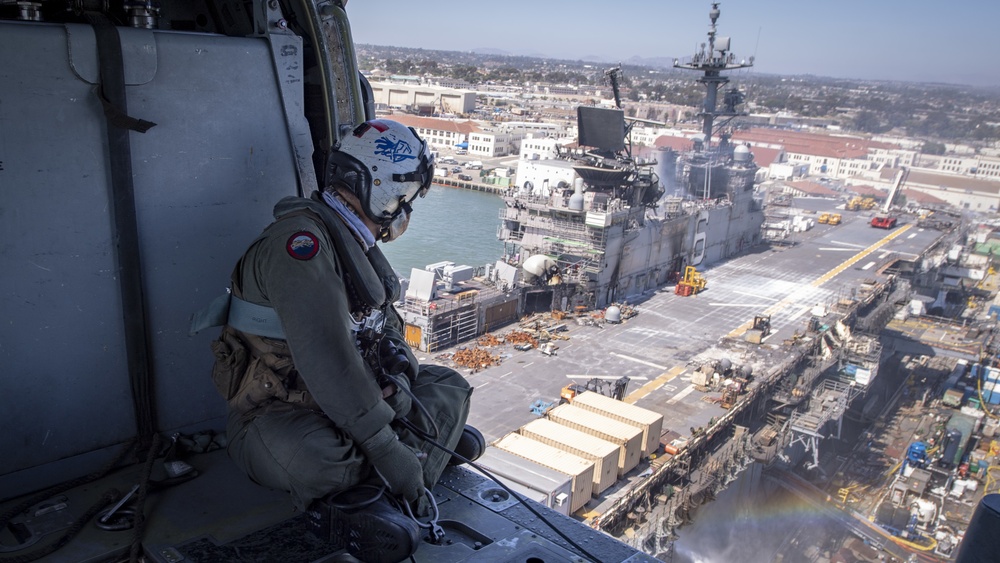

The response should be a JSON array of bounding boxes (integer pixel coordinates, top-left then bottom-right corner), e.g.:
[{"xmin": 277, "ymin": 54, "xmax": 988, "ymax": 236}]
[
  {"xmin": 882, "ymin": 168, "xmax": 908, "ymax": 214},
  {"xmin": 872, "ymin": 168, "xmax": 907, "ymax": 229}
]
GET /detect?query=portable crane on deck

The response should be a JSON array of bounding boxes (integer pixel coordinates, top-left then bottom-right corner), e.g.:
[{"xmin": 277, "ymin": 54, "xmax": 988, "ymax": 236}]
[{"xmin": 871, "ymin": 168, "xmax": 907, "ymax": 229}]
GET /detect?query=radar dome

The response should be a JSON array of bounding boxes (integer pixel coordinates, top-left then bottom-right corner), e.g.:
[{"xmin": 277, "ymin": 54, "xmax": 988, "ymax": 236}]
[
  {"xmin": 522, "ymin": 255, "xmax": 559, "ymax": 284},
  {"xmin": 734, "ymin": 145, "xmax": 751, "ymax": 162},
  {"xmin": 605, "ymin": 305, "xmax": 622, "ymax": 323}
]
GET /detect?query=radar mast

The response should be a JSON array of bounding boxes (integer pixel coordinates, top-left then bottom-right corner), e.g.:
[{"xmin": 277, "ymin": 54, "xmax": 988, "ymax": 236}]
[{"xmin": 673, "ymin": 2, "xmax": 753, "ymax": 148}]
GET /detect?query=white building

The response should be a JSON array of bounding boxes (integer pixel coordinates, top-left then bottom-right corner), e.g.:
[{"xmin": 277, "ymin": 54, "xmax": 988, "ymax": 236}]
[
  {"xmin": 847, "ymin": 167, "xmax": 1000, "ymax": 212},
  {"xmin": 387, "ymin": 114, "xmax": 480, "ymax": 151},
  {"xmin": 468, "ymin": 129, "xmax": 523, "ymax": 157},
  {"xmin": 518, "ymin": 138, "xmax": 564, "ymax": 161},
  {"xmin": 368, "ymin": 81, "xmax": 476, "ymax": 114},
  {"xmin": 938, "ymin": 155, "xmax": 1000, "ymax": 181}
]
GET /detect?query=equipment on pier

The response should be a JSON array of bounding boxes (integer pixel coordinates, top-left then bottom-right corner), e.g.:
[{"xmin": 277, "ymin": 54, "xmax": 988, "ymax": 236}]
[
  {"xmin": 745, "ymin": 315, "xmax": 771, "ymax": 343},
  {"xmin": 560, "ymin": 376, "xmax": 630, "ymax": 404}
]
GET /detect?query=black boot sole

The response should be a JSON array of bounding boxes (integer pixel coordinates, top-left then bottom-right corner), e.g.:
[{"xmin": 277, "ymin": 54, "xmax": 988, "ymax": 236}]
[{"xmin": 330, "ymin": 503, "xmax": 419, "ymax": 563}]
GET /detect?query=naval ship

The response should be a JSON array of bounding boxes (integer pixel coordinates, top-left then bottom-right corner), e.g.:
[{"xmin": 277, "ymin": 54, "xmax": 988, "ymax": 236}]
[{"xmin": 397, "ymin": 4, "xmax": 764, "ymax": 353}]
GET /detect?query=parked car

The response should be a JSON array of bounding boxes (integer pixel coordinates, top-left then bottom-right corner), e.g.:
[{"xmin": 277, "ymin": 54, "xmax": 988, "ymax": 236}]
[
  {"xmin": 458, "ymin": 174, "xmax": 473, "ymax": 181},
  {"xmin": 451, "ymin": 166, "xmax": 462, "ymax": 173}
]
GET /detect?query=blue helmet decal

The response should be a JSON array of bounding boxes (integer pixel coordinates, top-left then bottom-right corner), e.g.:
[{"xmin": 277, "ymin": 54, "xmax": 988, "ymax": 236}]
[{"xmin": 374, "ymin": 136, "xmax": 417, "ymax": 163}]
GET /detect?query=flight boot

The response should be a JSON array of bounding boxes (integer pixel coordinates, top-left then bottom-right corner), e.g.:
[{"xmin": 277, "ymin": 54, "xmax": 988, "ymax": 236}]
[
  {"xmin": 448, "ymin": 424, "xmax": 486, "ymax": 466},
  {"xmin": 307, "ymin": 486, "xmax": 420, "ymax": 563}
]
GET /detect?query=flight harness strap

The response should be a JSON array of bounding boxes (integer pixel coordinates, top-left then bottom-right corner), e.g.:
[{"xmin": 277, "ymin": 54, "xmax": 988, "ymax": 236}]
[
  {"xmin": 188, "ymin": 292, "xmax": 288, "ymax": 340},
  {"xmin": 83, "ymin": 11, "xmax": 159, "ymax": 446}
]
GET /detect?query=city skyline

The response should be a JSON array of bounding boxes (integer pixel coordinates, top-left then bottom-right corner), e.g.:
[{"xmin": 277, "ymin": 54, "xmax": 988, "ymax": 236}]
[{"xmin": 346, "ymin": 0, "xmax": 1000, "ymax": 88}]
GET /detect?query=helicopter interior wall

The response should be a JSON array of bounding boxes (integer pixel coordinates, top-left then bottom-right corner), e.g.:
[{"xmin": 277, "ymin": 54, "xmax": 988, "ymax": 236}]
[{"xmin": 0, "ymin": 22, "xmax": 301, "ymax": 498}]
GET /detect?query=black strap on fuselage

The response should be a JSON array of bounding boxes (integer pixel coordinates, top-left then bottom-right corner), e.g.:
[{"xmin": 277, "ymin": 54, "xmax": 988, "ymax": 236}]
[{"xmin": 84, "ymin": 12, "xmax": 158, "ymax": 451}]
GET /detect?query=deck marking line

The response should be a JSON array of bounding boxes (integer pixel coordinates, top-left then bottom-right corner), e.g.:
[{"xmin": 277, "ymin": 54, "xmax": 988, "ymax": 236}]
[
  {"xmin": 733, "ymin": 290, "xmax": 780, "ymax": 301},
  {"xmin": 566, "ymin": 374, "xmax": 648, "ymax": 381},
  {"xmin": 610, "ymin": 352, "xmax": 666, "ymax": 370},
  {"xmin": 625, "ymin": 366, "xmax": 684, "ymax": 403},
  {"xmin": 666, "ymin": 384, "xmax": 696, "ymax": 405}
]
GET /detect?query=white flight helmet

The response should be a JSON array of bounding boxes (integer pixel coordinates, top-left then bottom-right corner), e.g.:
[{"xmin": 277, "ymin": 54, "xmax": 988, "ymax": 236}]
[{"xmin": 327, "ymin": 119, "xmax": 434, "ymax": 242}]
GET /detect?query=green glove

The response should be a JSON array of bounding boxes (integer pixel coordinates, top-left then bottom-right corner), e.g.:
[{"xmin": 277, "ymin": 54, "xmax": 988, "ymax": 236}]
[{"xmin": 359, "ymin": 426, "xmax": 424, "ymax": 503}]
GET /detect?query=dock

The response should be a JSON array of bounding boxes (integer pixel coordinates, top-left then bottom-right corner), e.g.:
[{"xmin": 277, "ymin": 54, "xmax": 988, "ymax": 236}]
[{"xmin": 433, "ymin": 176, "xmax": 506, "ymax": 194}]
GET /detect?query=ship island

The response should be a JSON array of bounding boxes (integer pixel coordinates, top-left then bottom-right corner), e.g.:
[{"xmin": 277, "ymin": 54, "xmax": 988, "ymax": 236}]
[{"xmin": 2, "ymin": 2, "xmax": 1000, "ymax": 563}]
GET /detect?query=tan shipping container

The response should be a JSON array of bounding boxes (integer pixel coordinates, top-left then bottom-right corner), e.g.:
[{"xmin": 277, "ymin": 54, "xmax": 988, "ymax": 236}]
[
  {"xmin": 495, "ymin": 433, "xmax": 595, "ymax": 514},
  {"xmin": 547, "ymin": 403, "xmax": 642, "ymax": 476},
  {"xmin": 521, "ymin": 418, "xmax": 619, "ymax": 495},
  {"xmin": 571, "ymin": 391, "xmax": 664, "ymax": 457}
]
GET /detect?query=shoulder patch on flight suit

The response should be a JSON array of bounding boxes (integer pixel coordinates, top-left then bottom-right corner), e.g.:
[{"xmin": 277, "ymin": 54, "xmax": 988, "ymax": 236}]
[{"xmin": 286, "ymin": 231, "xmax": 320, "ymax": 260}]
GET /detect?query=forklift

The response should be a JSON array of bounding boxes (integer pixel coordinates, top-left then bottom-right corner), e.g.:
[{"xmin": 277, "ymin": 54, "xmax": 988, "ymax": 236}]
[{"xmin": 744, "ymin": 315, "xmax": 771, "ymax": 344}]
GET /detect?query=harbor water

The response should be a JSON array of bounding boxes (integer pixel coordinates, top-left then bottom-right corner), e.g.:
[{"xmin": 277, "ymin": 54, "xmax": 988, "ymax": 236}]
[{"xmin": 380, "ymin": 185, "xmax": 506, "ymax": 277}]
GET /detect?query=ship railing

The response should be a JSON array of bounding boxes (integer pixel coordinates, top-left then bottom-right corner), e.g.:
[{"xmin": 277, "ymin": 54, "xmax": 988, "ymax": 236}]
[
  {"xmin": 498, "ymin": 222, "xmax": 523, "ymax": 241},
  {"xmin": 529, "ymin": 215, "xmax": 610, "ymax": 252},
  {"xmin": 397, "ymin": 294, "xmax": 475, "ymax": 318},
  {"xmin": 506, "ymin": 193, "xmax": 552, "ymax": 206},
  {"xmin": 499, "ymin": 206, "xmax": 521, "ymax": 221}
]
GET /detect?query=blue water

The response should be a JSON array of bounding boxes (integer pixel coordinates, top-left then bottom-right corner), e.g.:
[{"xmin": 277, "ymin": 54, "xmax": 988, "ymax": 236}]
[{"xmin": 379, "ymin": 185, "xmax": 506, "ymax": 277}]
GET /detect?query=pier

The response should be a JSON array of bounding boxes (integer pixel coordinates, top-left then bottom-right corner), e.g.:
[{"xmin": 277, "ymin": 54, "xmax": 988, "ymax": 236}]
[{"xmin": 433, "ymin": 176, "xmax": 506, "ymax": 195}]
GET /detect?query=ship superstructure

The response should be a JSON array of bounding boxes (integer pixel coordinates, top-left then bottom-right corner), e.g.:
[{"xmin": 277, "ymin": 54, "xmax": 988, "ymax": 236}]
[{"xmin": 495, "ymin": 3, "xmax": 763, "ymax": 314}]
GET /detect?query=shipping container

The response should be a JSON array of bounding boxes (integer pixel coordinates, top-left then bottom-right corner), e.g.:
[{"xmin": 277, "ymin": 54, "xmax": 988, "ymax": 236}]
[
  {"xmin": 943, "ymin": 388, "xmax": 964, "ymax": 408},
  {"xmin": 944, "ymin": 413, "xmax": 979, "ymax": 467},
  {"xmin": 571, "ymin": 391, "xmax": 664, "ymax": 457},
  {"xmin": 475, "ymin": 447, "xmax": 574, "ymax": 516},
  {"xmin": 495, "ymin": 433, "xmax": 595, "ymax": 514},
  {"xmin": 521, "ymin": 418, "xmax": 619, "ymax": 495},
  {"xmin": 547, "ymin": 404, "xmax": 643, "ymax": 476}
]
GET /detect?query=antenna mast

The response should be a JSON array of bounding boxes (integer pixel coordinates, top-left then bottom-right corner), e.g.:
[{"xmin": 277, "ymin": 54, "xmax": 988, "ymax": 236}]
[
  {"xmin": 673, "ymin": 2, "xmax": 753, "ymax": 149},
  {"xmin": 605, "ymin": 64, "xmax": 623, "ymax": 109}
]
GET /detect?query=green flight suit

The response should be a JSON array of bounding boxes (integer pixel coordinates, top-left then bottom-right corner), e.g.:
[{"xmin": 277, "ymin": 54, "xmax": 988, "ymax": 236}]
[{"xmin": 222, "ymin": 192, "xmax": 472, "ymax": 510}]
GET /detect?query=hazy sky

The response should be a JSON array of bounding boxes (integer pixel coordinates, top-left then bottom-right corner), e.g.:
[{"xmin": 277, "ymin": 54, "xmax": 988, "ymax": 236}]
[{"xmin": 345, "ymin": 0, "xmax": 1000, "ymax": 88}]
